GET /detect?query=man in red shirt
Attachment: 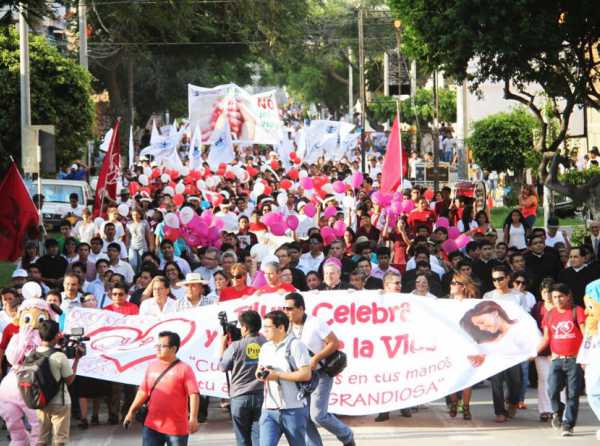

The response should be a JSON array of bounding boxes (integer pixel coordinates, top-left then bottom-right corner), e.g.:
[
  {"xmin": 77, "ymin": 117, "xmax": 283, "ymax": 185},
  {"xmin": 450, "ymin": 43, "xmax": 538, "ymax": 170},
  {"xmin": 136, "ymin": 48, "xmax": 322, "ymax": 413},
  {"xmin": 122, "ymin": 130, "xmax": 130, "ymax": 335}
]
[
  {"xmin": 539, "ymin": 283, "xmax": 586, "ymax": 437},
  {"xmin": 104, "ymin": 283, "xmax": 139, "ymax": 316},
  {"xmin": 256, "ymin": 260, "xmax": 296, "ymax": 295},
  {"xmin": 124, "ymin": 331, "xmax": 200, "ymax": 444}
]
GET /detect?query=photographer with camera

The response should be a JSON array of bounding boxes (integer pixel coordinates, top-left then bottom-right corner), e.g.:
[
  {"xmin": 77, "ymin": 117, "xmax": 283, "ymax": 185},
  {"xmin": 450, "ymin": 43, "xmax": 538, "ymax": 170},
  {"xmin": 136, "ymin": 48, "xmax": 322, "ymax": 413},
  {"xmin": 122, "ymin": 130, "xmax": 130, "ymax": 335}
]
[
  {"xmin": 218, "ymin": 310, "xmax": 266, "ymax": 446},
  {"xmin": 284, "ymin": 293, "xmax": 355, "ymax": 446},
  {"xmin": 256, "ymin": 310, "xmax": 311, "ymax": 446},
  {"xmin": 35, "ymin": 319, "xmax": 83, "ymax": 446}
]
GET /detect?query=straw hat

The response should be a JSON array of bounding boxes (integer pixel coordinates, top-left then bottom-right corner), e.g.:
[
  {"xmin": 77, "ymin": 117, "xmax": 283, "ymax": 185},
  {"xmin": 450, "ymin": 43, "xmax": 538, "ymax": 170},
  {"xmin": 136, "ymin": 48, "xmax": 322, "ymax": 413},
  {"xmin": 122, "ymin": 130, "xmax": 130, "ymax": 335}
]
[{"xmin": 176, "ymin": 272, "xmax": 208, "ymax": 287}]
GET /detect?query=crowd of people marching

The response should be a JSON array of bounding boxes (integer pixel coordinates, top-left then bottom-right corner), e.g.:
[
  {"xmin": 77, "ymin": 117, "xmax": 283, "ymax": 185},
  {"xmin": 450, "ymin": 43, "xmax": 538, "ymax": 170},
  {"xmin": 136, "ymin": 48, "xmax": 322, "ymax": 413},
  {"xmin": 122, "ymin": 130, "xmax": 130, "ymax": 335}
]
[{"xmin": 2, "ymin": 120, "xmax": 600, "ymax": 445}]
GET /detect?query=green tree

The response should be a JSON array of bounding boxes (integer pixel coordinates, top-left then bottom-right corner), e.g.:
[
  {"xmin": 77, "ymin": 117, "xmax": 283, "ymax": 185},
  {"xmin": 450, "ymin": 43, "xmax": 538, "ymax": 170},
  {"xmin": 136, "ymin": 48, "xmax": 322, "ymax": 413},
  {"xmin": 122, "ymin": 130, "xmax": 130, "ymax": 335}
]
[
  {"xmin": 388, "ymin": 0, "xmax": 600, "ymax": 154},
  {"xmin": 468, "ymin": 109, "xmax": 539, "ymax": 175},
  {"xmin": 0, "ymin": 26, "xmax": 94, "ymax": 170}
]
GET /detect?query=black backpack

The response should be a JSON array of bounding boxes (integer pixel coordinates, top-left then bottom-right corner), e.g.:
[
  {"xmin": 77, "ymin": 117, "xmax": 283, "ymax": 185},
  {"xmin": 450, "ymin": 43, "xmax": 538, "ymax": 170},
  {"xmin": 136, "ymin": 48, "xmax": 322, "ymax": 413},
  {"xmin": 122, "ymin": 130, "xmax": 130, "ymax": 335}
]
[{"xmin": 16, "ymin": 348, "xmax": 63, "ymax": 410}]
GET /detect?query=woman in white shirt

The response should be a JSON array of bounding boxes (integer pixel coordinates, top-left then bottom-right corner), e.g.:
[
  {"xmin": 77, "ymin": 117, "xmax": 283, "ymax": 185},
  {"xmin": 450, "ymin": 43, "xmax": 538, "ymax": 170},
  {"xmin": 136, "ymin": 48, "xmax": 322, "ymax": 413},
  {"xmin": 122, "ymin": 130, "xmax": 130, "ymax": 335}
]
[
  {"xmin": 410, "ymin": 273, "xmax": 437, "ymax": 299},
  {"xmin": 457, "ymin": 206, "xmax": 479, "ymax": 233},
  {"xmin": 163, "ymin": 261, "xmax": 186, "ymax": 301},
  {"xmin": 503, "ymin": 210, "xmax": 529, "ymax": 251},
  {"xmin": 72, "ymin": 208, "xmax": 98, "ymax": 244}
]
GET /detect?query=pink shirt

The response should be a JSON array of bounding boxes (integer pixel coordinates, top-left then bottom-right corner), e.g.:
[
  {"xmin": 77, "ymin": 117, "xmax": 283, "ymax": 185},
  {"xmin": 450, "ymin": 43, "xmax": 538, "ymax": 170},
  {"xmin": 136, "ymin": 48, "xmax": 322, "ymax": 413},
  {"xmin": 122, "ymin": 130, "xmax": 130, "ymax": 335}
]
[{"xmin": 140, "ymin": 359, "xmax": 199, "ymax": 436}]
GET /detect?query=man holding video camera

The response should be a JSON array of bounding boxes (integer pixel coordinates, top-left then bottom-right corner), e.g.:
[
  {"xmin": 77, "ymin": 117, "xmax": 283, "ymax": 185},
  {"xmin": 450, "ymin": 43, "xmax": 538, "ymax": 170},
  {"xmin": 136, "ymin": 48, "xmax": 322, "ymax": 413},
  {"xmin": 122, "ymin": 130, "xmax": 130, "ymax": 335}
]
[
  {"xmin": 36, "ymin": 319, "xmax": 83, "ymax": 446},
  {"xmin": 218, "ymin": 310, "xmax": 266, "ymax": 446}
]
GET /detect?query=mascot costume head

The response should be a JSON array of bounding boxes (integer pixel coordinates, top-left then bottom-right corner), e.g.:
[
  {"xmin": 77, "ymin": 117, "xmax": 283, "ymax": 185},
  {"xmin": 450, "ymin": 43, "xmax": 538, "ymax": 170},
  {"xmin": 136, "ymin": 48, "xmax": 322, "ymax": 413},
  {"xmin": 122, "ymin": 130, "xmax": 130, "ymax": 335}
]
[
  {"xmin": 0, "ymin": 282, "xmax": 60, "ymax": 446},
  {"xmin": 584, "ymin": 279, "xmax": 600, "ymax": 336}
]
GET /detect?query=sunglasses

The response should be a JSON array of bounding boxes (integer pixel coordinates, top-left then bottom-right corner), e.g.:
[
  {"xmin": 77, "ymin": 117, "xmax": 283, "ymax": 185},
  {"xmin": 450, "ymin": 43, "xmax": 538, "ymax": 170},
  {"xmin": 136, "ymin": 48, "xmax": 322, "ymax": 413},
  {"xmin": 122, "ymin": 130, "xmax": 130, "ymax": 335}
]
[
  {"xmin": 514, "ymin": 280, "xmax": 526, "ymax": 285},
  {"xmin": 282, "ymin": 306, "xmax": 296, "ymax": 311},
  {"xmin": 232, "ymin": 274, "xmax": 245, "ymax": 279},
  {"xmin": 492, "ymin": 276, "xmax": 506, "ymax": 282}
]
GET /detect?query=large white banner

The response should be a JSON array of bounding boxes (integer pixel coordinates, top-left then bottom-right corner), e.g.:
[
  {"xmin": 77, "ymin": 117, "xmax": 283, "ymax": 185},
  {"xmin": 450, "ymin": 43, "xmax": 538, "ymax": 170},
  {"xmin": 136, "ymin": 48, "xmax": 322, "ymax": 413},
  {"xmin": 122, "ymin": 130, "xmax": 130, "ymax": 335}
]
[
  {"xmin": 188, "ymin": 83, "xmax": 282, "ymax": 145},
  {"xmin": 65, "ymin": 291, "xmax": 540, "ymax": 415}
]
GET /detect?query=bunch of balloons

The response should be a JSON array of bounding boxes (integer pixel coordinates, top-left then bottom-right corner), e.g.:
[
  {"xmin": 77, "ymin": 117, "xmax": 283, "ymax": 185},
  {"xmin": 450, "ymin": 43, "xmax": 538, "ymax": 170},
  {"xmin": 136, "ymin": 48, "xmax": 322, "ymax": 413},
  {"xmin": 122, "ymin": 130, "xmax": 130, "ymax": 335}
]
[{"xmin": 163, "ymin": 208, "xmax": 225, "ymax": 249}]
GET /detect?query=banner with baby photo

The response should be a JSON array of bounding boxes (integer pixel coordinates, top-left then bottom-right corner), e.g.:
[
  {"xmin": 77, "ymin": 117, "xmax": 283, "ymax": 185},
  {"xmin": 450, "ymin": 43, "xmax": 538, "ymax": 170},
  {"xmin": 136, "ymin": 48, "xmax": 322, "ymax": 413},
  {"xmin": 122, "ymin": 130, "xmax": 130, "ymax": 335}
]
[{"xmin": 65, "ymin": 291, "xmax": 541, "ymax": 415}]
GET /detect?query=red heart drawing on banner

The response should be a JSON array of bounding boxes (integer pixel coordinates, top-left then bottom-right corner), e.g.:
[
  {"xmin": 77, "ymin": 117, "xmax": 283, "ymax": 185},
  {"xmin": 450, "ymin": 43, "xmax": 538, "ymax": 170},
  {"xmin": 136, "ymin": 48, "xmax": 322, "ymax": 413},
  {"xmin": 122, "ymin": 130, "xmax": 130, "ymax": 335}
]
[{"xmin": 86, "ymin": 318, "xmax": 196, "ymax": 372}]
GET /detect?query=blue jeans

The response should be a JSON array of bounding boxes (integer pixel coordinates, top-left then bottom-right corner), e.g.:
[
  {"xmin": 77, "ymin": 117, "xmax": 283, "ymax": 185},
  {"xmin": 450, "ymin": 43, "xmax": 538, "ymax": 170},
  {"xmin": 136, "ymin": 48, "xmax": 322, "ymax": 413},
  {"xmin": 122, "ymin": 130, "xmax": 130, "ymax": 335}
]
[
  {"xmin": 128, "ymin": 247, "xmax": 145, "ymax": 273},
  {"xmin": 259, "ymin": 407, "xmax": 308, "ymax": 446},
  {"xmin": 230, "ymin": 392, "xmax": 263, "ymax": 446},
  {"xmin": 306, "ymin": 370, "xmax": 353, "ymax": 446},
  {"xmin": 142, "ymin": 426, "xmax": 188, "ymax": 446},
  {"xmin": 518, "ymin": 360, "xmax": 529, "ymax": 402},
  {"xmin": 585, "ymin": 361, "xmax": 600, "ymax": 422},
  {"xmin": 548, "ymin": 357, "xmax": 583, "ymax": 429}
]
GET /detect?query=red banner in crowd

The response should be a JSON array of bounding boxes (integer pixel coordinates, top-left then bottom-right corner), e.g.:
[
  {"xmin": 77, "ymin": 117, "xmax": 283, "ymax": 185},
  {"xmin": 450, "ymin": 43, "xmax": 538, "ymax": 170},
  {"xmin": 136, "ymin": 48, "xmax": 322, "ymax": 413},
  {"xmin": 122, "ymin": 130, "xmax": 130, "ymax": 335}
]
[
  {"xmin": 93, "ymin": 119, "xmax": 121, "ymax": 217},
  {"xmin": 0, "ymin": 161, "xmax": 39, "ymax": 261}
]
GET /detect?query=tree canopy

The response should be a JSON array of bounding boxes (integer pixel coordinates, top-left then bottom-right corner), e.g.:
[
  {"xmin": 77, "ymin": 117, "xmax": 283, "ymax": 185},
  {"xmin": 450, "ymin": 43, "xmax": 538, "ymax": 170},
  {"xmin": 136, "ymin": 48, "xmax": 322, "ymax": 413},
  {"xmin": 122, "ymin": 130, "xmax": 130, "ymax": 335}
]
[
  {"xmin": 0, "ymin": 26, "xmax": 94, "ymax": 170},
  {"xmin": 388, "ymin": 0, "xmax": 600, "ymax": 155}
]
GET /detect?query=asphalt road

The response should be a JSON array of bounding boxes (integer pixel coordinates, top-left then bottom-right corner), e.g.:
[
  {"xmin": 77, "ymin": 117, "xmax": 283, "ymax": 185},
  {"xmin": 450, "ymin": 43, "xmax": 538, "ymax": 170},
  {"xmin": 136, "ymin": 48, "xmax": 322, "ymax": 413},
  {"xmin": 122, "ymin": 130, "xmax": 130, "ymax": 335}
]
[{"xmin": 3, "ymin": 385, "xmax": 597, "ymax": 446}]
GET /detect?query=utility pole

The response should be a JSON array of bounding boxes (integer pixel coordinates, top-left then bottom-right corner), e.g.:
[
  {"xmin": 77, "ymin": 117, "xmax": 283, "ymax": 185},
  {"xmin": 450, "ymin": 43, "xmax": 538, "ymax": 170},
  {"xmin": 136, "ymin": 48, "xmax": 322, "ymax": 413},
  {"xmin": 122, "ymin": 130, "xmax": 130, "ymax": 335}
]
[
  {"xmin": 348, "ymin": 47, "xmax": 353, "ymax": 119},
  {"xmin": 383, "ymin": 51, "xmax": 389, "ymax": 97},
  {"xmin": 358, "ymin": 5, "xmax": 367, "ymax": 173},
  {"xmin": 19, "ymin": 11, "xmax": 31, "ymax": 166},
  {"xmin": 432, "ymin": 69, "xmax": 440, "ymax": 193},
  {"xmin": 78, "ymin": 0, "xmax": 88, "ymax": 69},
  {"xmin": 410, "ymin": 60, "xmax": 417, "ymax": 152}
]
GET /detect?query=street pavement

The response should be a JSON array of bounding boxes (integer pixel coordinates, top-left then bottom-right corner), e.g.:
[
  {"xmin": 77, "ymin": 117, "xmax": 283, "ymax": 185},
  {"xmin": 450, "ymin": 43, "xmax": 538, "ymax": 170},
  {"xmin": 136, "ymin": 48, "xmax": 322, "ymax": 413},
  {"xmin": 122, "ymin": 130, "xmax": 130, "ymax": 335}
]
[{"xmin": 3, "ymin": 384, "xmax": 598, "ymax": 445}]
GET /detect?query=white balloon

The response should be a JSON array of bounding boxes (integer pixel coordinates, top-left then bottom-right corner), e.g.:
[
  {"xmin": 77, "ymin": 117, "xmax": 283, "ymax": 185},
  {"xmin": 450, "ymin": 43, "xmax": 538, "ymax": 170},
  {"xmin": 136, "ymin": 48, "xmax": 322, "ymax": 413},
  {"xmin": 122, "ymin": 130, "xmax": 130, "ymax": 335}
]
[
  {"xmin": 163, "ymin": 186, "xmax": 175, "ymax": 196},
  {"xmin": 299, "ymin": 170, "xmax": 308, "ymax": 179},
  {"xmin": 277, "ymin": 191, "xmax": 288, "ymax": 207},
  {"xmin": 205, "ymin": 177, "xmax": 216, "ymax": 189},
  {"xmin": 179, "ymin": 206, "xmax": 195, "ymax": 225},
  {"xmin": 180, "ymin": 166, "xmax": 190, "ymax": 176},
  {"xmin": 254, "ymin": 182, "xmax": 265, "ymax": 195},
  {"xmin": 22, "ymin": 281, "xmax": 42, "ymax": 300},
  {"xmin": 196, "ymin": 179, "xmax": 206, "ymax": 191},
  {"xmin": 94, "ymin": 217, "xmax": 104, "ymax": 229},
  {"xmin": 117, "ymin": 203, "xmax": 130, "ymax": 217},
  {"xmin": 343, "ymin": 195, "xmax": 355, "ymax": 209},
  {"xmin": 138, "ymin": 174, "xmax": 149, "ymax": 186},
  {"xmin": 161, "ymin": 173, "xmax": 170, "ymax": 183},
  {"xmin": 237, "ymin": 170, "xmax": 250, "ymax": 183},
  {"xmin": 303, "ymin": 188, "xmax": 314, "ymax": 199},
  {"xmin": 164, "ymin": 212, "xmax": 180, "ymax": 228},
  {"xmin": 322, "ymin": 183, "xmax": 334, "ymax": 195},
  {"xmin": 175, "ymin": 182, "xmax": 185, "ymax": 194},
  {"xmin": 143, "ymin": 166, "xmax": 152, "ymax": 176},
  {"xmin": 221, "ymin": 190, "xmax": 230, "ymax": 200}
]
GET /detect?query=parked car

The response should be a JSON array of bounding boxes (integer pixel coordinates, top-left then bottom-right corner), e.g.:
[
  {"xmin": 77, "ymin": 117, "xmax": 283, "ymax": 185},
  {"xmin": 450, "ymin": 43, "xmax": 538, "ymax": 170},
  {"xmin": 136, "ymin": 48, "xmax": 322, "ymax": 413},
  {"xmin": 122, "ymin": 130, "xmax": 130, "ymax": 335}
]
[{"xmin": 26, "ymin": 179, "xmax": 93, "ymax": 230}]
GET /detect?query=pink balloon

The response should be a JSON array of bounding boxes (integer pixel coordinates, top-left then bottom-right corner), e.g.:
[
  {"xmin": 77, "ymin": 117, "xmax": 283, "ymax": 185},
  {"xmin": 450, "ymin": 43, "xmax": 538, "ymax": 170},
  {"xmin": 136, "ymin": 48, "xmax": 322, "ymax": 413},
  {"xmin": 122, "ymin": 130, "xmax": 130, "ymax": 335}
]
[
  {"xmin": 207, "ymin": 226, "xmax": 220, "ymax": 241},
  {"xmin": 164, "ymin": 226, "xmax": 180, "ymax": 242},
  {"xmin": 448, "ymin": 226, "xmax": 461, "ymax": 240},
  {"xmin": 391, "ymin": 200, "xmax": 403, "ymax": 215},
  {"xmin": 320, "ymin": 226, "xmax": 336, "ymax": 245},
  {"xmin": 351, "ymin": 171, "xmax": 364, "ymax": 189},
  {"xmin": 333, "ymin": 180, "xmax": 346, "ymax": 194},
  {"xmin": 270, "ymin": 221, "xmax": 287, "ymax": 236},
  {"xmin": 333, "ymin": 220, "xmax": 346, "ymax": 237},
  {"xmin": 213, "ymin": 217, "xmax": 225, "ymax": 232},
  {"xmin": 436, "ymin": 217, "xmax": 450, "ymax": 229},
  {"xmin": 200, "ymin": 209, "xmax": 213, "ymax": 225},
  {"xmin": 300, "ymin": 177, "xmax": 314, "ymax": 190},
  {"xmin": 263, "ymin": 212, "xmax": 278, "ymax": 226},
  {"xmin": 455, "ymin": 234, "xmax": 471, "ymax": 249},
  {"xmin": 441, "ymin": 239, "xmax": 458, "ymax": 254},
  {"xmin": 323, "ymin": 205, "xmax": 337, "ymax": 219},
  {"xmin": 401, "ymin": 200, "xmax": 415, "ymax": 212},
  {"xmin": 251, "ymin": 270, "xmax": 266, "ymax": 288},
  {"xmin": 304, "ymin": 203, "xmax": 317, "ymax": 217},
  {"xmin": 286, "ymin": 215, "xmax": 299, "ymax": 231}
]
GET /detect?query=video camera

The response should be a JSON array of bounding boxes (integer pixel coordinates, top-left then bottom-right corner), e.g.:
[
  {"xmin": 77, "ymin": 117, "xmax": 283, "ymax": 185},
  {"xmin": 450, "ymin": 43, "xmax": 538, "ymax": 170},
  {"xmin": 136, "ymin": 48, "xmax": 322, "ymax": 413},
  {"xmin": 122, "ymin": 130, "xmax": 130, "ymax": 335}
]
[
  {"xmin": 217, "ymin": 311, "xmax": 241, "ymax": 343},
  {"xmin": 59, "ymin": 327, "xmax": 90, "ymax": 359}
]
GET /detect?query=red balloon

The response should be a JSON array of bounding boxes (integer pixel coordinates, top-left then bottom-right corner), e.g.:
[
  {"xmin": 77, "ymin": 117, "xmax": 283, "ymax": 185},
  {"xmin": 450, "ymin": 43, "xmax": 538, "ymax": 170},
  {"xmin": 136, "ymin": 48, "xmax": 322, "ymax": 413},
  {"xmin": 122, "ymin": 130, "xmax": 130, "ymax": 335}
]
[
  {"xmin": 168, "ymin": 170, "xmax": 180, "ymax": 181},
  {"xmin": 280, "ymin": 179, "xmax": 292, "ymax": 190},
  {"xmin": 128, "ymin": 182, "xmax": 140, "ymax": 196},
  {"xmin": 173, "ymin": 194, "xmax": 185, "ymax": 207},
  {"xmin": 151, "ymin": 168, "xmax": 161, "ymax": 179},
  {"xmin": 290, "ymin": 151, "xmax": 298, "ymax": 160},
  {"xmin": 264, "ymin": 185, "xmax": 273, "ymax": 196},
  {"xmin": 288, "ymin": 169, "xmax": 299, "ymax": 180},
  {"xmin": 270, "ymin": 160, "xmax": 280, "ymax": 170},
  {"xmin": 247, "ymin": 166, "xmax": 259, "ymax": 177},
  {"xmin": 424, "ymin": 188, "xmax": 434, "ymax": 201},
  {"xmin": 224, "ymin": 171, "xmax": 236, "ymax": 180}
]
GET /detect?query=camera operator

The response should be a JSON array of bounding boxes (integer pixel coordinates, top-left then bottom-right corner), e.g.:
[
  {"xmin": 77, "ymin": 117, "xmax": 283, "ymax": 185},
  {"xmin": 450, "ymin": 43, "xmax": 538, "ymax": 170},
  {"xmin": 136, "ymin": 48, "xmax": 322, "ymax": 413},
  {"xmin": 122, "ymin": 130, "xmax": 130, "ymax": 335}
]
[
  {"xmin": 218, "ymin": 310, "xmax": 266, "ymax": 446},
  {"xmin": 256, "ymin": 310, "xmax": 311, "ymax": 446},
  {"xmin": 36, "ymin": 319, "xmax": 82, "ymax": 446},
  {"xmin": 284, "ymin": 293, "xmax": 355, "ymax": 446}
]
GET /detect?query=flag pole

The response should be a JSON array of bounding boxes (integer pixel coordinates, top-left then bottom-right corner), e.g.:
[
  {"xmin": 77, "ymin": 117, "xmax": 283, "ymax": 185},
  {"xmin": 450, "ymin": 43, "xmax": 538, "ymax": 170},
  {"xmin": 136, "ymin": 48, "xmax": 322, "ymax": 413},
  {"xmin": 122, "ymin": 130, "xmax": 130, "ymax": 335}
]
[{"xmin": 396, "ymin": 98, "xmax": 403, "ymax": 190}]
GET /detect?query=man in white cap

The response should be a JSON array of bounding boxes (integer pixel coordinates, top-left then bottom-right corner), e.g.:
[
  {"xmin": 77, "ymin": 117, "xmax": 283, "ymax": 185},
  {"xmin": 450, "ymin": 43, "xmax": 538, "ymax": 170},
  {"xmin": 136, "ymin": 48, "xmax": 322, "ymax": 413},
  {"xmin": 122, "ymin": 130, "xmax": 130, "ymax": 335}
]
[
  {"xmin": 215, "ymin": 200, "xmax": 238, "ymax": 233},
  {"xmin": 176, "ymin": 273, "xmax": 210, "ymax": 311},
  {"xmin": 11, "ymin": 269, "xmax": 28, "ymax": 291}
]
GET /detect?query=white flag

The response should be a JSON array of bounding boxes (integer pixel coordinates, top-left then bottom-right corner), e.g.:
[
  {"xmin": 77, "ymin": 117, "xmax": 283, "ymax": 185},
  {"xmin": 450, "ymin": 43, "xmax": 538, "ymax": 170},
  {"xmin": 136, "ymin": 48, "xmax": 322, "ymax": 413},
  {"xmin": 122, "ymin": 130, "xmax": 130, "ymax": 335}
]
[
  {"xmin": 150, "ymin": 120, "xmax": 161, "ymax": 145},
  {"xmin": 188, "ymin": 123, "xmax": 203, "ymax": 171},
  {"xmin": 207, "ymin": 121, "xmax": 235, "ymax": 171},
  {"xmin": 128, "ymin": 126, "xmax": 134, "ymax": 169},
  {"xmin": 99, "ymin": 128, "xmax": 113, "ymax": 152}
]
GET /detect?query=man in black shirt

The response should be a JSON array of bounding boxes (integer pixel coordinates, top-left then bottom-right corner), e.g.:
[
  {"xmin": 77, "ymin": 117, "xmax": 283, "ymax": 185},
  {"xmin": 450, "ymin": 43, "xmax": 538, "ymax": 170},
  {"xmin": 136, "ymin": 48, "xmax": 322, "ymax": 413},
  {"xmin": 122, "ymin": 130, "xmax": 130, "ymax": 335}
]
[
  {"xmin": 356, "ymin": 257, "xmax": 383, "ymax": 290},
  {"xmin": 36, "ymin": 238, "xmax": 68, "ymax": 288},
  {"xmin": 557, "ymin": 246, "xmax": 600, "ymax": 307},
  {"xmin": 472, "ymin": 240, "xmax": 501, "ymax": 294},
  {"xmin": 524, "ymin": 235, "xmax": 563, "ymax": 298}
]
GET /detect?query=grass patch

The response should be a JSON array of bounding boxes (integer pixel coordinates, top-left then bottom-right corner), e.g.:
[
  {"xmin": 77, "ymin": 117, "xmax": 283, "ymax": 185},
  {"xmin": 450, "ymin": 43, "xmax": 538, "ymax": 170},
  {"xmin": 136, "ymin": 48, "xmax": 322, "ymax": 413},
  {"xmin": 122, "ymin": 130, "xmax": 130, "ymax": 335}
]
[
  {"xmin": 490, "ymin": 207, "xmax": 584, "ymax": 228},
  {"xmin": 0, "ymin": 262, "xmax": 16, "ymax": 287}
]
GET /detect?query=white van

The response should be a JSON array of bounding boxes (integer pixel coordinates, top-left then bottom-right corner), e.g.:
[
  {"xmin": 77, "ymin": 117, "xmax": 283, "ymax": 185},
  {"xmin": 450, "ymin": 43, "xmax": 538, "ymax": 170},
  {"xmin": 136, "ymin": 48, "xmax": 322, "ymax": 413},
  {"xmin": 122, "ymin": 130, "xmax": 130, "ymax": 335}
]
[{"xmin": 26, "ymin": 179, "xmax": 93, "ymax": 229}]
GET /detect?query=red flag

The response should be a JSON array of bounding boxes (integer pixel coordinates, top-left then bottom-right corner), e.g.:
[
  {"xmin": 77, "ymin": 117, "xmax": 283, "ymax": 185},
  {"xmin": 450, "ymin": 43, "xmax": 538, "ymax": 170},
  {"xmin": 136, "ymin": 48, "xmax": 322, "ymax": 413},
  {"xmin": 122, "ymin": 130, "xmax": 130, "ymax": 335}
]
[
  {"xmin": 93, "ymin": 119, "xmax": 121, "ymax": 217},
  {"xmin": 380, "ymin": 114, "xmax": 408, "ymax": 194},
  {"xmin": 0, "ymin": 161, "xmax": 40, "ymax": 261}
]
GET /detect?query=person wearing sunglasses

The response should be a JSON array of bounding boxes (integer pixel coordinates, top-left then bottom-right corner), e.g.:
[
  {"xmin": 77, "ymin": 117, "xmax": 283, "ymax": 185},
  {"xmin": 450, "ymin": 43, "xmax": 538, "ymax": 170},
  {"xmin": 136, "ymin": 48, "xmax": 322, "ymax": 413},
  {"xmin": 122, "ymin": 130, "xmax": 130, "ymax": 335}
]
[{"xmin": 219, "ymin": 263, "xmax": 256, "ymax": 302}]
